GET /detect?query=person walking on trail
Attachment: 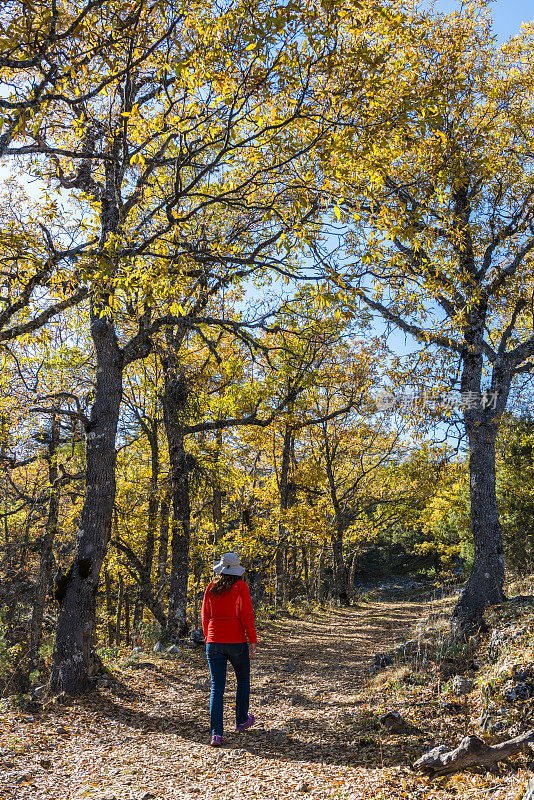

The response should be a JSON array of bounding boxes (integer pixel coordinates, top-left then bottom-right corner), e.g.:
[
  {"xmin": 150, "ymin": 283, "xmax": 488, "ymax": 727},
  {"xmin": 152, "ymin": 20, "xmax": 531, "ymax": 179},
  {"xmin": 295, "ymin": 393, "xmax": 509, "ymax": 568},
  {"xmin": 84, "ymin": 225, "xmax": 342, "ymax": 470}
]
[{"xmin": 201, "ymin": 552, "xmax": 257, "ymax": 747}]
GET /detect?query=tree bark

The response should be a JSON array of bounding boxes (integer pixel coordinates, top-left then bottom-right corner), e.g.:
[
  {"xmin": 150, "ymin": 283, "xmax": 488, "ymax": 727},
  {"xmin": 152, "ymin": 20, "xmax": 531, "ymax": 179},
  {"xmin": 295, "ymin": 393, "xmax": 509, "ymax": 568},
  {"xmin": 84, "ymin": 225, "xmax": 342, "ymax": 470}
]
[
  {"xmin": 212, "ymin": 427, "xmax": 224, "ymax": 543},
  {"xmin": 301, "ymin": 545, "xmax": 309, "ymax": 596},
  {"xmin": 156, "ymin": 484, "xmax": 171, "ymax": 589},
  {"xmin": 451, "ymin": 351, "xmax": 510, "ymax": 637},
  {"xmin": 451, "ymin": 420, "xmax": 506, "ymax": 635},
  {"xmin": 29, "ymin": 414, "xmax": 60, "ymax": 670},
  {"xmin": 50, "ymin": 313, "xmax": 123, "ymax": 695},
  {"xmin": 323, "ymin": 430, "xmax": 349, "ymax": 605},
  {"xmin": 124, "ymin": 587, "xmax": 130, "ymax": 645},
  {"xmin": 133, "ymin": 421, "xmax": 159, "ymax": 630},
  {"xmin": 161, "ymin": 335, "xmax": 192, "ymax": 639},
  {"xmin": 116, "ymin": 573, "xmax": 124, "ymax": 646},
  {"xmin": 317, "ymin": 543, "xmax": 326, "ymax": 602},
  {"xmin": 414, "ymin": 731, "xmax": 534, "ymax": 777},
  {"xmin": 165, "ymin": 427, "xmax": 192, "ymax": 638},
  {"xmin": 104, "ymin": 568, "xmax": 116, "ymax": 646},
  {"xmin": 275, "ymin": 424, "xmax": 293, "ymax": 608}
]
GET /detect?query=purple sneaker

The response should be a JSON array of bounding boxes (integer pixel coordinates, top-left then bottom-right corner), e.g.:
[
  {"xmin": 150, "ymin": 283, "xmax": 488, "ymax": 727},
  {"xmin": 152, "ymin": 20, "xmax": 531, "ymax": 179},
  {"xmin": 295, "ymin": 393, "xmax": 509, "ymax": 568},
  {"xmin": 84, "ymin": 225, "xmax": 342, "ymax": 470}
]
[
  {"xmin": 210, "ymin": 734, "xmax": 222, "ymax": 746},
  {"xmin": 236, "ymin": 713, "xmax": 255, "ymax": 732}
]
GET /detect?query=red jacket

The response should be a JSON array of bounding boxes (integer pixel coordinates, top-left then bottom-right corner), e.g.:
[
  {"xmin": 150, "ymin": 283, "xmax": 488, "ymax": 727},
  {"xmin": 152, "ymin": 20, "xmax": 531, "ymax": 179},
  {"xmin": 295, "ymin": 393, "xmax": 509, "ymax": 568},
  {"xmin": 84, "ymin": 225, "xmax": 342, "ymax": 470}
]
[{"xmin": 201, "ymin": 580, "xmax": 257, "ymax": 644}]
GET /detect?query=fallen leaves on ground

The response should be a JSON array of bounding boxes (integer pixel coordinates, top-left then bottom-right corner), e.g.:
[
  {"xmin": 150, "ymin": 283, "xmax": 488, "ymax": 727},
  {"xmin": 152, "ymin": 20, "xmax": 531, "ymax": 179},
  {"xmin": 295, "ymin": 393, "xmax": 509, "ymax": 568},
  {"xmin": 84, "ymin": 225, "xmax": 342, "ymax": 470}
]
[{"xmin": 0, "ymin": 600, "xmax": 530, "ymax": 799}]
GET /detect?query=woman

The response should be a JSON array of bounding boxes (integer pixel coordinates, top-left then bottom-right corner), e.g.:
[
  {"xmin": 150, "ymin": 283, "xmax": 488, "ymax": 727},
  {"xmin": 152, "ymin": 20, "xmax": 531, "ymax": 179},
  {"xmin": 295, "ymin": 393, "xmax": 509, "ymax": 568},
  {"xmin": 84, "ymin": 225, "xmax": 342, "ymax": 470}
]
[{"xmin": 201, "ymin": 552, "xmax": 257, "ymax": 746}]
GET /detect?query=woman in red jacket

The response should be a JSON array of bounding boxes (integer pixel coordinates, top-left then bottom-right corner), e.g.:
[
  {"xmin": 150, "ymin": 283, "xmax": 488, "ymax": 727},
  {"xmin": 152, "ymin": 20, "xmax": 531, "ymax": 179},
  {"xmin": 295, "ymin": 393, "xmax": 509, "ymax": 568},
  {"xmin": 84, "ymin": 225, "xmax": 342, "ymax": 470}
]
[{"xmin": 201, "ymin": 552, "xmax": 257, "ymax": 746}]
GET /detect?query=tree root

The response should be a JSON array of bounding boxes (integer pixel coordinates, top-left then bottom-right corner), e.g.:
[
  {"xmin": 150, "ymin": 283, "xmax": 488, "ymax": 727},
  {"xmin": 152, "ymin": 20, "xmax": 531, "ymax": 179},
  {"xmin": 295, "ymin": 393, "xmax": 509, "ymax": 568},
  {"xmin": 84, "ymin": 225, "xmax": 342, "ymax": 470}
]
[{"xmin": 414, "ymin": 730, "xmax": 534, "ymax": 776}]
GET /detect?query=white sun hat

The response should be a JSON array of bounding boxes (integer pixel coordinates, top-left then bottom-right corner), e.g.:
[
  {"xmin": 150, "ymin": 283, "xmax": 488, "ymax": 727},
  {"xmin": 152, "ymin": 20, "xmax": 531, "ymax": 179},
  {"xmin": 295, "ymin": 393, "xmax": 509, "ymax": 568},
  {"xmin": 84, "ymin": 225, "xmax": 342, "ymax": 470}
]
[{"xmin": 213, "ymin": 552, "xmax": 245, "ymax": 576}]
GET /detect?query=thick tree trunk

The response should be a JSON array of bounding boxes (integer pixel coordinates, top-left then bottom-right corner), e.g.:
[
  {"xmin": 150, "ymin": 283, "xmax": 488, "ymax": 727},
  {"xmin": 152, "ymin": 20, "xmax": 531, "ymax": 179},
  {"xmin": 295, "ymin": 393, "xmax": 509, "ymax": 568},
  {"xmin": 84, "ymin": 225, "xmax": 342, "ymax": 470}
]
[
  {"xmin": 451, "ymin": 349, "xmax": 510, "ymax": 637},
  {"xmin": 50, "ymin": 314, "xmax": 123, "ymax": 695},
  {"xmin": 452, "ymin": 422, "xmax": 506, "ymax": 635},
  {"xmin": 161, "ymin": 341, "xmax": 192, "ymax": 639},
  {"xmin": 156, "ymin": 484, "xmax": 171, "ymax": 588},
  {"xmin": 166, "ymin": 429, "xmax": 191, "ymax": 638},
  {"xmin": 29, "ymin": 414, "xmax": 60, "ymax": 670}
]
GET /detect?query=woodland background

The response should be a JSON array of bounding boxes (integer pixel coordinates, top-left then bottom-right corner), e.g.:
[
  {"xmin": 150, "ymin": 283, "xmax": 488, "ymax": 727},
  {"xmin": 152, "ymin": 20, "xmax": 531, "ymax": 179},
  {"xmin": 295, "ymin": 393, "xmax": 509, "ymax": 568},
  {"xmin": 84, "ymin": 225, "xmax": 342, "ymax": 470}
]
[{"xmin": 2, "ymin": 0, "xmax": 534, "ymax": 705}]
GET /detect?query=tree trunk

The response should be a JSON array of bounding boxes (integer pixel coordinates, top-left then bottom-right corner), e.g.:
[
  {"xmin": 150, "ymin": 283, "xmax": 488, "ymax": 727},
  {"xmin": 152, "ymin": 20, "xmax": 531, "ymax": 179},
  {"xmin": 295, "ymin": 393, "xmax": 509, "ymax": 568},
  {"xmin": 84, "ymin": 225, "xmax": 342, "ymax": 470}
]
[
  {"xmin": 451, "ymin": 343, "xmax": 512, "ymax": 636},
  {"xmin": 452, "ymin": 420, "xmax": 506, "ymax": 635},
  {"xmin": 116, "ymin": 573, "xmax": 124, "ymax": 646},
  {"xmin": 275, "ymin": 424, "xmax": 294, "ymax": 608},
  {"xmin": 124, "ymin": 587, "xmax": 130, "ymax": 645},
  {"xmin": 212, "ymin": 427, "xmax": 224, "ymax": 543},
  {"xmin": 104, "ymin": 569, "xmax": 116, "ymax": 646},
  {"xmin": 133, "ymin": 423, "xmax": 159, "ymax": 630},
  {"xmin": 348, "ymin": 551, "xmax": 358, "ymax": 601},
  {"xmin": 302, "ymin": 546, "xmax": 309, "ymax": 596},
  {"xmin": 161, "ymin": 337, "xmax": 192, "ymax": 639},
  {"xmin": 317, "ymin": 543, "xmax": 326, "ymax": 603},
  {"xmin": 29, "ymin": 414, "xmax": 60, "ymax": 670},
  {"xmin": 323, "ymin": 430, "xmax": 349, "ymax": 605},
  {"xmin": 156, "ymin": 484, "xmax": 171, "ymax": 588},
  {"xmin": 274, "ymin": 545, "xmax": 285, "ymax": 610},
  {"xmin": 332, "ymin": 528, "xmax": 349, "ymax": 606},
  {"xmin": 166, "ymin": 429, "xmax": 191, "ymax": 638},
  {"xmin": 50, "ymin": 313, "xmax": 123, "ymax": 695}
]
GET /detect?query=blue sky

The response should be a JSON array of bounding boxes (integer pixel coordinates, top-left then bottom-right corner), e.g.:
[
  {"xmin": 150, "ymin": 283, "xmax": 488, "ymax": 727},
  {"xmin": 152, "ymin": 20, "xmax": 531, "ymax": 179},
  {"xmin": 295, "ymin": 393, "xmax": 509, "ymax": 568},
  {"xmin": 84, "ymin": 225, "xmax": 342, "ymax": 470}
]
[{"xmin": 433, "ymin": 0, "xmax": 533, "ymax": 39}]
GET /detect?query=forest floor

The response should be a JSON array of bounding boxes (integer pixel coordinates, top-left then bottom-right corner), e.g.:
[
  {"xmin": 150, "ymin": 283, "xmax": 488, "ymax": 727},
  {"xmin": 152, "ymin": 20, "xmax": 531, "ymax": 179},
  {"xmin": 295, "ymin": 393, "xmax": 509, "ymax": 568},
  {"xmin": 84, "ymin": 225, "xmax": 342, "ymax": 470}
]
[{"xmin": 0, "ymin": 592, "xmax": 532, "ymax": 800}]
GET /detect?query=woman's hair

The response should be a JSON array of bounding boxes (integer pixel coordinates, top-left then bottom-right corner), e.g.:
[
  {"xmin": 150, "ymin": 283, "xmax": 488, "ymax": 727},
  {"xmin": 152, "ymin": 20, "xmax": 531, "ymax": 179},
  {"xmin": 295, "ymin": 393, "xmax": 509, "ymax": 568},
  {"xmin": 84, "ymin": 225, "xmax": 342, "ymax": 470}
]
[{"xmin": 210, "ymin": 573, "xmax": 244, "ymax": 596}]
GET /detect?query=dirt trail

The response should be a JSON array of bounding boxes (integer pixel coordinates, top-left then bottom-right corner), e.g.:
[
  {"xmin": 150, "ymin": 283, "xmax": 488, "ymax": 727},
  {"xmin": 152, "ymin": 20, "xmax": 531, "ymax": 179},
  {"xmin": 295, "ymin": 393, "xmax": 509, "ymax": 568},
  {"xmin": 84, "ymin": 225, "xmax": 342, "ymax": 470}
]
[{"xmin": 1, "ymin": 600, "xmax": 431, "ymax": 800}]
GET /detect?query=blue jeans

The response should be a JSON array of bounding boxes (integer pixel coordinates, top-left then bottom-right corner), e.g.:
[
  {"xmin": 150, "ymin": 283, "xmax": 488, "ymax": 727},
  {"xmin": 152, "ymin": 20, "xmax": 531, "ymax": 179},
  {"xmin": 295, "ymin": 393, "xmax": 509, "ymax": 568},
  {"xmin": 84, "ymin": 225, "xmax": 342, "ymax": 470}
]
[{"xmin": 206, "ymin": 642, "xmax": 250, "ymax": 736}]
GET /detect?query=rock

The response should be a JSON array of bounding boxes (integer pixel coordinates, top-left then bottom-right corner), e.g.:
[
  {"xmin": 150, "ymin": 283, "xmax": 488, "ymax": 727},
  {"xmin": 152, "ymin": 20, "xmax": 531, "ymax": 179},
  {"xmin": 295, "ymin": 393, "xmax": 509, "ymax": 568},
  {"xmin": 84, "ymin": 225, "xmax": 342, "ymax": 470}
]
[
  {"xmin": 229, "ymin": 748, "xmax": 247, "ymax": 757},
  {"xmin": 371, "ymin": 653, "xmax": 392, "ymax": 671},
  {"xmin": 20, "ymin": 700, "xmax": 41, "ymax": 714},
  {"xmin": 451, "ymin": 676, "xmax": 474, "ymax": 696},
  {"xmin": 167, "ymin": 645, "xmax": 181, "ymax": 656},
  {"xmin": 132, "ymin": 647, "xmax": 142, "ymax": 655},
  {"xmin": 194, "ymin": 677, "xmax": 211, "ymax": 691},
  {"xmin": 487, "ymin": 629, "xmax": 511, "ymax": 663},
  {"xmin": 297, "ymin": 780, "xmax": 310, "ymax": 792},
  {"xmin": 379, "ymin": 710, "xmax": 412, "ymax": 734},
  {"xmin": 39, "ymin": 759, "xmax": 52, "ymax": 770},
  {"xmin": 153, "ymin": 641, "xmax": 165, "ymax": 653},
  {"xmin": 55, "ymin": 726, "xmax": 69, "ymax": 735},
  {"xmin": 513, "ymin": 664, "xmax": 534, "ymax": 682},
  {"xmin": 522, "ymin": 777, "xmax": 534, "ymax": 800},
  {"xmin": 189, "ymin": 629, "xmax": 205, "ymax": 646},
  {"xmin": 503, "ymin": 680, "xmax": 534, "ymax": 702}
]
